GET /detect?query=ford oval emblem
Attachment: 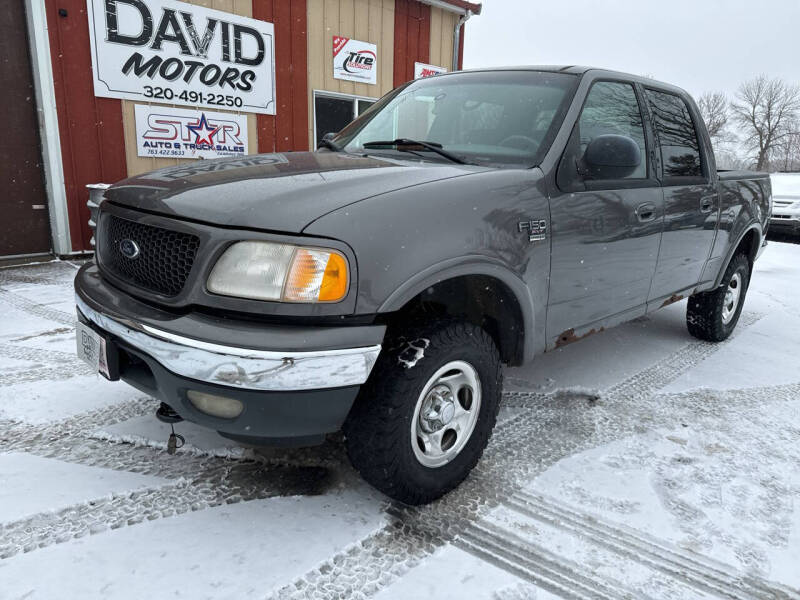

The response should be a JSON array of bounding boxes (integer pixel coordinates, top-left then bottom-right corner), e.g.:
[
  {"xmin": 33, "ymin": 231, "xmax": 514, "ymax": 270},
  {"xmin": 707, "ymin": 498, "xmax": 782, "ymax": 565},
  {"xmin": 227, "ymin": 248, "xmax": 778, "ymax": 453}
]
[{"xmin": 119, "ymin": 239, "xmax": 140, "ymax": 259}]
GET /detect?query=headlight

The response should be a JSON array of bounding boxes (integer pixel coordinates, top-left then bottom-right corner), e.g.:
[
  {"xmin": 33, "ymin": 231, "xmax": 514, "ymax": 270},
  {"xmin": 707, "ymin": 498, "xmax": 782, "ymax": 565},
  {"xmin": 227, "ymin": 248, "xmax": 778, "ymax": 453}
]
[{"xmin": 207, "ymin": 241, "xmax": 349, "ymax": 303}]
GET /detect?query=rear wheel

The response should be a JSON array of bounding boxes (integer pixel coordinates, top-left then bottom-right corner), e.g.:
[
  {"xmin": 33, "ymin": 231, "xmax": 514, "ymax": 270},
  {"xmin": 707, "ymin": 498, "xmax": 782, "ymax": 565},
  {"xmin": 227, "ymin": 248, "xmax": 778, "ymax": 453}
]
[
  {"xmin": 686, "ymin": 253, "xmax": 750, "ymax": 342},
  {"xmin": 344, "ymin": 320, "xmax": 501, "ymax": 505}
]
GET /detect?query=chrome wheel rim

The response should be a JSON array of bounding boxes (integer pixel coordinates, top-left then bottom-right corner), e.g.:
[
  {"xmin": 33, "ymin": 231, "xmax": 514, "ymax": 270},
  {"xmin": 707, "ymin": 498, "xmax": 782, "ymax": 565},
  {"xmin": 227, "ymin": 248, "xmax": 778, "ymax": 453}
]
[
  {"xmin": 411, "ymin": 361, "xmax": 482, "ymax": 468},
  {"xmin": 722, "ymin": 272, "xmax": 742, "ymax": 325}
]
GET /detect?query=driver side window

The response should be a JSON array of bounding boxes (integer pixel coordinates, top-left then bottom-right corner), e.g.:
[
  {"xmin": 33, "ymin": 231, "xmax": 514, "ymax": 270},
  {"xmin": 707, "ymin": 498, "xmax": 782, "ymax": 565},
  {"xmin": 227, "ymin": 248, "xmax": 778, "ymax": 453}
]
[{"xmin": 558, "ymin": 81, "xmax": 648, "ymax": 190}]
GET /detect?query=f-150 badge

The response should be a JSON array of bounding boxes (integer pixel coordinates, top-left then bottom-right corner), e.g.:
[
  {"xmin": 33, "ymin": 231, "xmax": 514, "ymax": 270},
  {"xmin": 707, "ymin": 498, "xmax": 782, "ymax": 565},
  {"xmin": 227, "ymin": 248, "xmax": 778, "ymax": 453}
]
[{"xmin": 518, "ymin": 219, "xmax": 547, "ymax": 243}]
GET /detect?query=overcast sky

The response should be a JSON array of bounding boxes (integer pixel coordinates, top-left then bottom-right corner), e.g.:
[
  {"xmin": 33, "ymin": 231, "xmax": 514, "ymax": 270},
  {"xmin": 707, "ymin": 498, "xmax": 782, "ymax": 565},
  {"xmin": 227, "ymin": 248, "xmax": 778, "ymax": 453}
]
[{"xmin": 463, "ymin": 0, "xmax": 800, "ymax": 100}]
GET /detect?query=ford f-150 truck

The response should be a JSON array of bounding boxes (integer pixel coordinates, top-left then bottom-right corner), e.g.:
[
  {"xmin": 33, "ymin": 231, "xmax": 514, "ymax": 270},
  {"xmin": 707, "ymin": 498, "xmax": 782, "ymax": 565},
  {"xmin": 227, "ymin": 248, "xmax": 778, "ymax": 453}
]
[{"xmin": 75, "ymin": 66, "xmax": 771, "ymax": 504}]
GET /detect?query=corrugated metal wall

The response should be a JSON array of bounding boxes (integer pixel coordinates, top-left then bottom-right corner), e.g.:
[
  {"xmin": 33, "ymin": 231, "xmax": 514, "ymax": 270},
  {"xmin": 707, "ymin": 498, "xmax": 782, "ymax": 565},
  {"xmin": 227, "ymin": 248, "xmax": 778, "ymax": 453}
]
[
  {"xmin": 306, "ymin": 0, "xmax": 396, "ymax": 147},
  {"xmin": 429, "ymin": 6, "xmax": 458, "ymax": 71},
  {"xmin": 254, "ymin": 0, "xmax": 309, "ymax": 153},
  {"xmin": 393, "ymin": 0, "xmax": 429, "ymax": 86}
]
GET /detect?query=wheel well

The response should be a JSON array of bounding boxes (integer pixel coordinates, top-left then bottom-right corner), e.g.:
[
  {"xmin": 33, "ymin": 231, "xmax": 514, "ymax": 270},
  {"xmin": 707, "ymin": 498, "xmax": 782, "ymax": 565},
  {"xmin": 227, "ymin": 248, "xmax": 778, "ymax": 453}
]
[
  {"xmin": 381, "ymin": 275, "xmax": 525, "ymax": 366},
  {"xmin": 734, "ymin": 228, "xmax": 760, "ymax": 268}
]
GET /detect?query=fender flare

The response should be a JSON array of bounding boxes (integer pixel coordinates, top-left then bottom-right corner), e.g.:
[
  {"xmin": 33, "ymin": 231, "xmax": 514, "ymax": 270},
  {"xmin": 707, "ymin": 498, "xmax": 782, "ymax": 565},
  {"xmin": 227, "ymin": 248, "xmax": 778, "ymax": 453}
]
[
  {"xmin": 712, "ymin": 222, "xmax": 762, "ymax": 289},
  {"xmin": 377, "ymin": 255, "xmax": 536, "ymax": 364}
]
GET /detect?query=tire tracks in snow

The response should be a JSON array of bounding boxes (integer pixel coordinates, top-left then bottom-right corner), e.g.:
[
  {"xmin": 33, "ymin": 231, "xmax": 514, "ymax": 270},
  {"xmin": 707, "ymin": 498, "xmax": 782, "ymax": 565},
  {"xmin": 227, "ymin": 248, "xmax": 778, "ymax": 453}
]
[
  {"xmin": 0, "ymin": 303, "xmax": 779, "ymax": 596},
  {"xmin": 0, "ymin": 342, "xmax": 79, "ymax": 364},
  {"xmin": 0, "ymin": 343, "xmax": 91, "ymax": 386},
  {"xmin": 0, "ymin": 273, "xmax": 72, "ymax": 287},
  {"xmin": 0, "ymin": 260, "xmax": 81, "ymax": 288},
  {"xmin": 268, "ymin": 312, "xmax": 770, "ymax": 600},
  {"xmin": 0, "ymin": 462, "xmax": 332, "ymax": 561},
  {"xmin": 456, "ymin": 517, "xmax": 649, "ymax": 600},
  {"xmin": 1, "ymin": 393, "xmax": 347, "ymax": 478},
  {"xmin": 0, "ymin": 288, "xmax": 75, "ymax": 326},
  {"xmin": 0, "ymin": 397, "xmax": 342, "ymax": 560},
  {"xmin": 502, "ymin": 490, "xmax": 799, "ymax": 600}
]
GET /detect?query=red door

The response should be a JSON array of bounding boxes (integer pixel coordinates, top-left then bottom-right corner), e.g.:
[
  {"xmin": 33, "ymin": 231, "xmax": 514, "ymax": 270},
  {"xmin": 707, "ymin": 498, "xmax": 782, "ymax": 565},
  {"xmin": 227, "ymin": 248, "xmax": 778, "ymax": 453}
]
[{"xmin": 0, "ymin": 1, "xmax": 51, "ymax": 257}]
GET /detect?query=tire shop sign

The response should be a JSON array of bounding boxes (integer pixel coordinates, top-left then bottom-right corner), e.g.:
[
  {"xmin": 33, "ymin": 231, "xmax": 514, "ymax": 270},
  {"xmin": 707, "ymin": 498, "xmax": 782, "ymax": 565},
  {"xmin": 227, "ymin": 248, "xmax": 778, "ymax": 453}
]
[
  {"xmin": 86, "ymin": 0, "xmax": 276, "ymax": 114},
  {"xmin": 333, "ymin": 36, "xmax": 377, "ymax": 85}
]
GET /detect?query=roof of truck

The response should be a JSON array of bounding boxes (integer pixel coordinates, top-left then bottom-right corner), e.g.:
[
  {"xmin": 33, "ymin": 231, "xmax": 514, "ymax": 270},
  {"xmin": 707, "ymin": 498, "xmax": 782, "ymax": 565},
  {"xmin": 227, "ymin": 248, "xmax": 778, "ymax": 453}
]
[{"xmin": 444, "ymin": 65, "xmax": 686, "ymax": 96}]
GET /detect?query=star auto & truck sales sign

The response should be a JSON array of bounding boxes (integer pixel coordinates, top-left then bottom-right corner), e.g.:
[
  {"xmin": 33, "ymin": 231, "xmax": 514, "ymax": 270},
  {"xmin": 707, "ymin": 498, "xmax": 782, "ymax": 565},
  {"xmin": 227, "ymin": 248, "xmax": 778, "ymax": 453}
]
[
  {"xmin": 134, "ymin": 105, "xmax": 248, "ymax": 159},
  {"xmin": 87, "ymin": 0, "xmax": 276, "ymax": 114}
]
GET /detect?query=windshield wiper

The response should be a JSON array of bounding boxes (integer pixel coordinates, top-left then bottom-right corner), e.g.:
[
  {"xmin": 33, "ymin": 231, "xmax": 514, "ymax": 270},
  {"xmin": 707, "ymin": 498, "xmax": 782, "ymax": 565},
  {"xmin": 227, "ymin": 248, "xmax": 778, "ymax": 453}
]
[{"xmin": 361, "ymin": 138, "xmax": 469, "ymax": 165}]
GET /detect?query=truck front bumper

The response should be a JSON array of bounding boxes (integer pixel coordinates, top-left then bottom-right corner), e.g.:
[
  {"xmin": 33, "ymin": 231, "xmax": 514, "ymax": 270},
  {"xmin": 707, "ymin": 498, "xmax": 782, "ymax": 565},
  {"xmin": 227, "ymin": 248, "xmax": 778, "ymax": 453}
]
[{"xmin": 75, "ymin": 264, "xmax": 384, "ymax": 444}]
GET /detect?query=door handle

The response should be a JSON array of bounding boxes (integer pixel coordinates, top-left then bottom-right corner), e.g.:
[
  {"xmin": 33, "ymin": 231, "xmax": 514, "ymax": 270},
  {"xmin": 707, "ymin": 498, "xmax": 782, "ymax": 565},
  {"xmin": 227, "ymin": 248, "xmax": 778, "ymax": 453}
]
[
  {"xmin": 700, "ymin": 195, "xmax": 716, "ymax": 214},
  {"xmin": 635, "ymin": 202, "xmax": 656, "ymax": 222}
]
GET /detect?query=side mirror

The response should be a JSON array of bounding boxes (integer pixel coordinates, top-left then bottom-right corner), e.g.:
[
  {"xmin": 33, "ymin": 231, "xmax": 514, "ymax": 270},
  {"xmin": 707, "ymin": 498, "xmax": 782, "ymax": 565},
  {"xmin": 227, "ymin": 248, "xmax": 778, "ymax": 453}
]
[
  {"xmin": 322, "ymin": 132, "xmax": 337, "ymax": 142},
  {"xmin": 582, "ymin": 134, "xmax": 641, "ymax": 180}
]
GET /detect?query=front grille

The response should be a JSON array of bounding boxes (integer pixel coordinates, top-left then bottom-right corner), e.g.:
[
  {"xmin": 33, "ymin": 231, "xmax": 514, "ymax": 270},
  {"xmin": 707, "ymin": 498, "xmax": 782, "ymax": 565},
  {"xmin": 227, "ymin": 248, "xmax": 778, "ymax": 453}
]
[{"xmin": 98, "ymin": 214, "xmax": 200, "ymax": 297}]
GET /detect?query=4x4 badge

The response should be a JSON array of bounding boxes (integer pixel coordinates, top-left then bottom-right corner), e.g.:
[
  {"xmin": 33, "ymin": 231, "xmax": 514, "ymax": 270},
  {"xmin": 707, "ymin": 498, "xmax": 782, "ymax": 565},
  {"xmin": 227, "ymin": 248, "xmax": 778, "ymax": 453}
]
[{"xmin": 518, "ymin": 219, "xmax": 547, "ymax": 243}]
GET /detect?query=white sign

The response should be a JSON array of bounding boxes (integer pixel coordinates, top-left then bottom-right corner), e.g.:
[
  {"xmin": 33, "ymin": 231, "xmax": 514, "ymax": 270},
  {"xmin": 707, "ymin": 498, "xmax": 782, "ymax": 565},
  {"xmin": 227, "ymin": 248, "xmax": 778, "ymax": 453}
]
[
  {"xmin": 333, "ymin": 36, "xmax": 377, "ymax": 85},
  {"xmin": 134, "ymin": 104, "xmax": 248, "ymax": 159},
  {"xmin": 86, "ymin": 0, "xmax": 276, "ymax": 114},
  {"xmin": 414, "ymin": 62, "xmax": 447, "ymax": 79}
]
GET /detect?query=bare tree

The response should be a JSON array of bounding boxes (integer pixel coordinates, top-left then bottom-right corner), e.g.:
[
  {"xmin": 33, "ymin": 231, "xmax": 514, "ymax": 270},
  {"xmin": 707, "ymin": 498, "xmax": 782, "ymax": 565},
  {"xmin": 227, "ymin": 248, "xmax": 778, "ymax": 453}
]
[
  {"xmin": 773, "ymin": 123, "xmax": 800, "ymax": 171},
  {"xmin": 698, "ymin": 91, "xmax": 729, "ymax": 142},
  {"xmin": 731, "ymin": 75, "xmax": 800, "ymax": 170}
]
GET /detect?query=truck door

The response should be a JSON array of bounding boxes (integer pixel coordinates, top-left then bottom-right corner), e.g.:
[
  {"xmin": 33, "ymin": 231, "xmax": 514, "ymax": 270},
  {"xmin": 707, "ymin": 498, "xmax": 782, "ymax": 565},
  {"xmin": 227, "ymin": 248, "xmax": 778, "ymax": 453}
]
[
  {"xmin": 645, "ymin": 88, "xmax": 718, "ymax": 301},
  {"xmin": 547, "ymin": 80, "xmax": 663, "ymax": 346}
]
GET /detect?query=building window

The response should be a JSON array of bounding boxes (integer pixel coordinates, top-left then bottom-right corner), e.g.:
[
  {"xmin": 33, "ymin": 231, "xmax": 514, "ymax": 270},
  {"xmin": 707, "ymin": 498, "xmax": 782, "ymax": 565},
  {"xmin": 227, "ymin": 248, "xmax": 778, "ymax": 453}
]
[{"xmin": 313, "ymin": 91, "xmax": 376, "ymax": 148}]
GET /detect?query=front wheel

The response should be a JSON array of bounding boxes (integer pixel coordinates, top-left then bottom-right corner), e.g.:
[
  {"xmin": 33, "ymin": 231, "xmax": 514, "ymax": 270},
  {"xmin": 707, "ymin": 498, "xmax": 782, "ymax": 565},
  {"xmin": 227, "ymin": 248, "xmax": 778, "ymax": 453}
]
[
  {"xmin": 686, "ymin": 253, "xmax": 750, "ymax": 342},
  {"xmin": 344, "ymin": 320, "xmax": 502, "ymax": 505}
]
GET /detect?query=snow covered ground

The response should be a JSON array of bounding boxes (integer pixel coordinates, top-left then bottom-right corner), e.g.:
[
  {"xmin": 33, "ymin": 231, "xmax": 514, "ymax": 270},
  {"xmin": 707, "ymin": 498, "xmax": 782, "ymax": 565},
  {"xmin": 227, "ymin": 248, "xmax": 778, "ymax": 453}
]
[{"xmin": 1, "ymin": 244, "xmax": 799, "ymax": 600}]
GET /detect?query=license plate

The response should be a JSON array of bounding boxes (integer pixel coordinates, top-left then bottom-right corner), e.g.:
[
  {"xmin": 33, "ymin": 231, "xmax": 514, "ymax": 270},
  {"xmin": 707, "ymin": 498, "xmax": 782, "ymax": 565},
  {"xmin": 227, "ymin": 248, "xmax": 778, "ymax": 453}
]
[{"xmin": 76, "ymin": 321, "xmax": 111, "ymax": 378}]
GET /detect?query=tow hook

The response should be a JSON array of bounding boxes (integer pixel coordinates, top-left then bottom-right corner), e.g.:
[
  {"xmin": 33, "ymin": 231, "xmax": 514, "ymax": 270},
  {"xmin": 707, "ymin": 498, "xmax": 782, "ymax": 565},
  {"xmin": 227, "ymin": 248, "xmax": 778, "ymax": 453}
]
[{"xmin": 155, "ymin": 402, "xmax": 185, "ymax": 455}]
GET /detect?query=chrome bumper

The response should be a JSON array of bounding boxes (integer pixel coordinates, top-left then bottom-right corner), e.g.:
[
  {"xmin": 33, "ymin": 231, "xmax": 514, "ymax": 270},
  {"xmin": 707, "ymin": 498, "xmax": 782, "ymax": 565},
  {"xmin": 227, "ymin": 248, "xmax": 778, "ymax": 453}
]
[{"xmin": 76, "ymin": 296, "xmax": 381, "ymax": 392}]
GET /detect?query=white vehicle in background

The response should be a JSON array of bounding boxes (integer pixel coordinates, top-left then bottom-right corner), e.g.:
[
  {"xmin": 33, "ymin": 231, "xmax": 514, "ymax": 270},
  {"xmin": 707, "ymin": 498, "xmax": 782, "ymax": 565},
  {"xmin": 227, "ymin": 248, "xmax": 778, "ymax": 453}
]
[{"xmin": 769, "ymin": 173, "xmax": 800, "ymax": 238}]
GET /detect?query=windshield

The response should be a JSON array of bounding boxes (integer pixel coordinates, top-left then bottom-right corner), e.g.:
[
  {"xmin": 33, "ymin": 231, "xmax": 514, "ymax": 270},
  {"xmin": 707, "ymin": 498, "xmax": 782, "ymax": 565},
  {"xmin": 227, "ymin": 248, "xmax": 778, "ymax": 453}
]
[{"xmin": 335, "ymin": 70, "xmax": 578, "ymax": 167}]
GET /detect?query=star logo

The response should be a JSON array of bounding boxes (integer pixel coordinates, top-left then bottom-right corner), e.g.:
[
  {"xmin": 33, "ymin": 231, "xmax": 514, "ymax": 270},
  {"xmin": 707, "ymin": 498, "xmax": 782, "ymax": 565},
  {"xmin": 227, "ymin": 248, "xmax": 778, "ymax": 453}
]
[{"xmin": 187, "ymin": 113, "xmax": 220, "ymax": 147}]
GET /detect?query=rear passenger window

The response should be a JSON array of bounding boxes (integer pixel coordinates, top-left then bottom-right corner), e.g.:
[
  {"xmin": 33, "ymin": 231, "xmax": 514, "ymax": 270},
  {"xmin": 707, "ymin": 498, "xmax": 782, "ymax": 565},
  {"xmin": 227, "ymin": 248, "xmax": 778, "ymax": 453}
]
[
  {"xmin": 646, "ymin": 89, "xmax": 703, "ymax": 179},
  {"xmin": 577, "ymin": 82, "xmax": 648, "ymax": 179}
]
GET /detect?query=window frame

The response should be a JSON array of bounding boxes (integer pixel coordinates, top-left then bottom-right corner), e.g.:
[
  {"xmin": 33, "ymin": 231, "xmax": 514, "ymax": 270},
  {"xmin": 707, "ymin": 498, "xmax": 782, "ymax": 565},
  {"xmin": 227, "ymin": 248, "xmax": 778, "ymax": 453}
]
[
  {"xmin": 643, "ymin": 86, "xmax": 711, "ymax": 187},
  {"xmin": 312, "ymin": 89, "xmax": 378, "ymax": 149},
  {"xmin": 557, "ymin": 78, "xmax": 659, "ymax": 193}
]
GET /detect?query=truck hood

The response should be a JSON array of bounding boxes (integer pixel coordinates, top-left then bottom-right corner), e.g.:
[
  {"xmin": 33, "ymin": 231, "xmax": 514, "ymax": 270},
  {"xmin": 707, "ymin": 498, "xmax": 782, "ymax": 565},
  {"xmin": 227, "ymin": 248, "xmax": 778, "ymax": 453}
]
[{"xmin": 104, "ymin": 152, "xmax": 489, "ymax": 233}]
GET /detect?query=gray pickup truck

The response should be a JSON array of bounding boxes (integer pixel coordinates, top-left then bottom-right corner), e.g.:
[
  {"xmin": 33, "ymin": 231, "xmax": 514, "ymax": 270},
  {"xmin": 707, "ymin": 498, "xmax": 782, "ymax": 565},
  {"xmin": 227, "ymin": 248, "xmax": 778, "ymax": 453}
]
[{"xmin": 75, "ymin": 66, "xmax": 771, "ymax": 504}]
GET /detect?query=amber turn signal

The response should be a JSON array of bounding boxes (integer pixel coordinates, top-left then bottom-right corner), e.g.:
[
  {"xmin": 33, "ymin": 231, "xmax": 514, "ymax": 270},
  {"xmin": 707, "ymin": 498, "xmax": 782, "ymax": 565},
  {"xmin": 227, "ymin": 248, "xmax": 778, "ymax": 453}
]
[
  {"xmin": 319, "ymin": 252, "xmax": 348, "ymax": 301},
  {"xmin": 283, "ymin": 248, "xmax": 349, "ymax": 302}
]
